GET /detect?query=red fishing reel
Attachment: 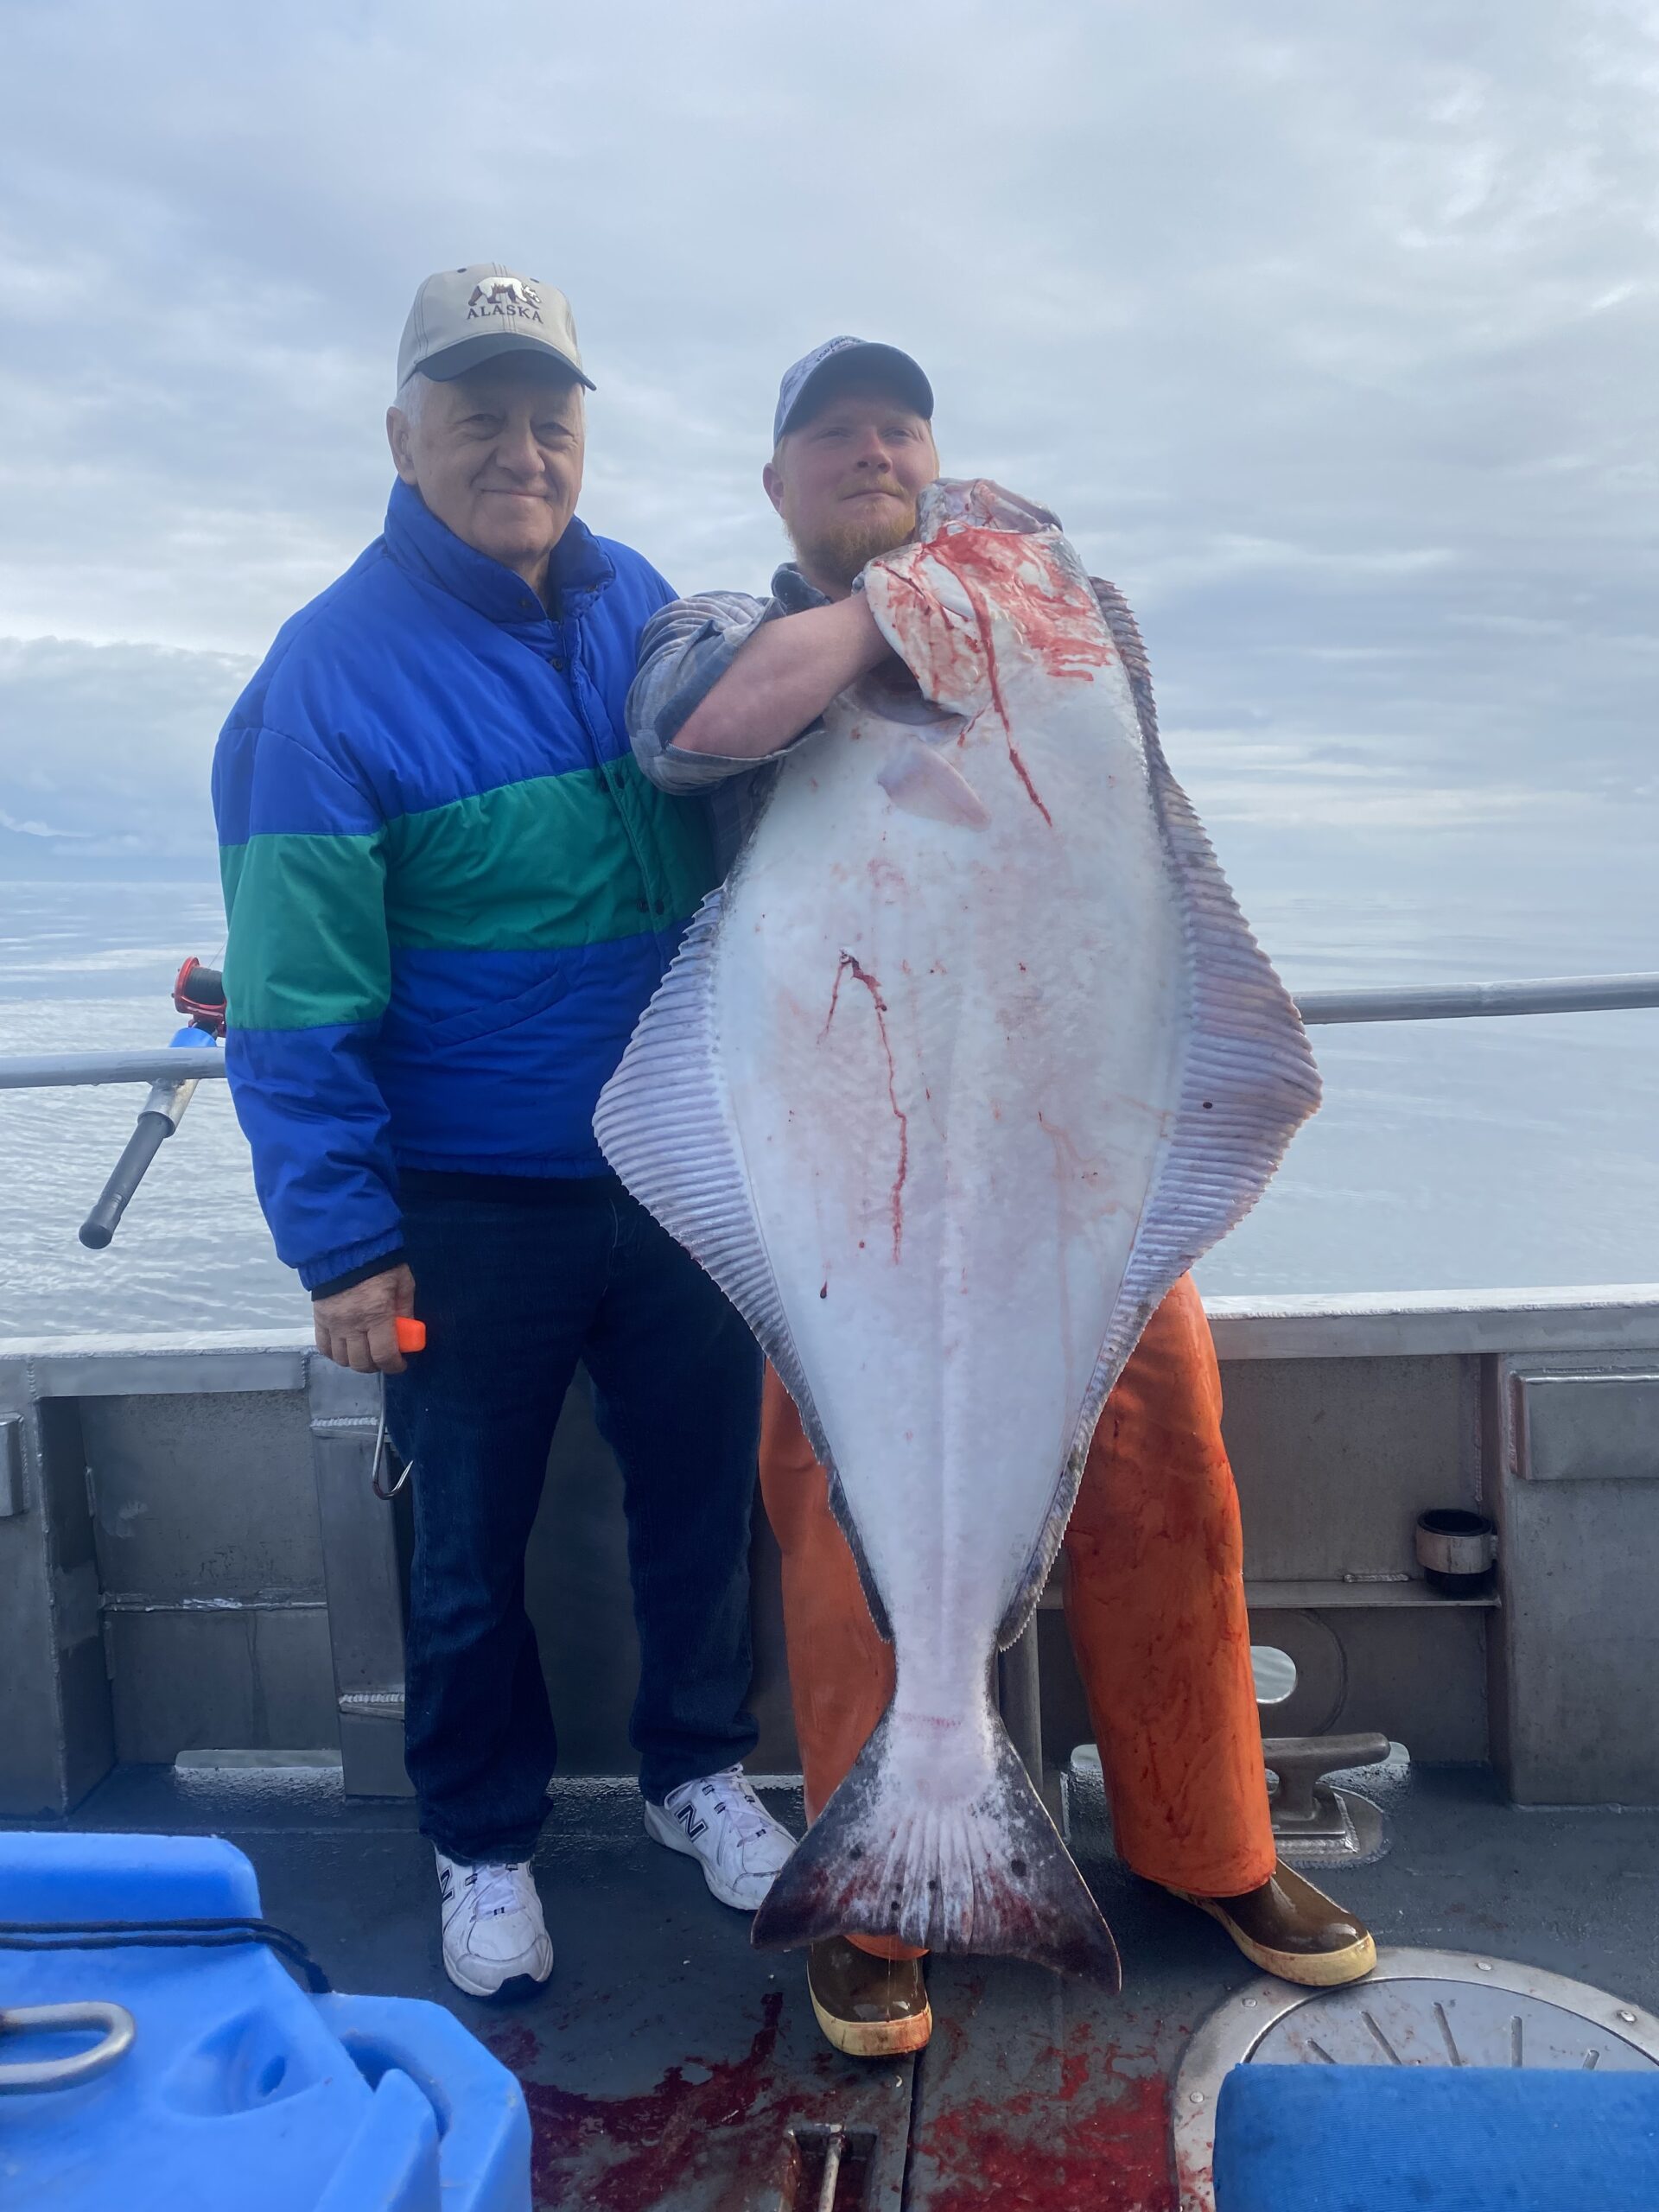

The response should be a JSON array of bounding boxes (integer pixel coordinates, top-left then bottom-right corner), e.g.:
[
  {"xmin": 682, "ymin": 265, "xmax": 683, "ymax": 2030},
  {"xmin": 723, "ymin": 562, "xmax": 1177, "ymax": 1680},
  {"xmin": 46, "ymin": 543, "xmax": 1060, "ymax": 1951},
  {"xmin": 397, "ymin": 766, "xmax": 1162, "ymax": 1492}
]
[{"xmin": 173, "ymin": 956, "xmax": 228, "ymax": 1039}]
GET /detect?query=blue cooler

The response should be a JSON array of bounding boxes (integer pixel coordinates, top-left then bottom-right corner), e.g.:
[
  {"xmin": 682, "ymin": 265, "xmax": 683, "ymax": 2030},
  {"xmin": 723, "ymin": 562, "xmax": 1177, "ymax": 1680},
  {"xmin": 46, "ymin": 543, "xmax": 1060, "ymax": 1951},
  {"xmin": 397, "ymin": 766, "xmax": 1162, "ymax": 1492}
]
[
  {"xmin": 1212, "ymin": 2060, "xmax": 1659, "ymax": 2211},
  {"xmin": 0, "ymin": 1831, "xmax": 530, "ymax": 2211}
]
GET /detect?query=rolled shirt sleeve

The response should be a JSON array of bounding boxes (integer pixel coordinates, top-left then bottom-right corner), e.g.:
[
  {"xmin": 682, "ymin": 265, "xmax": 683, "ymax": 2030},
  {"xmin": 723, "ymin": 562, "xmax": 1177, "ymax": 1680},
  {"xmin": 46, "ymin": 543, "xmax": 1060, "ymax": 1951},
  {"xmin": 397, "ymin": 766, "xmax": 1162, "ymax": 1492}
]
[
  {"xmin": 630, "ymin": 587, "xmax": 840, "ymax": 875},
  {"xmin": 626, "ymin": 590, "xmax": 828, "ymax": 793}
]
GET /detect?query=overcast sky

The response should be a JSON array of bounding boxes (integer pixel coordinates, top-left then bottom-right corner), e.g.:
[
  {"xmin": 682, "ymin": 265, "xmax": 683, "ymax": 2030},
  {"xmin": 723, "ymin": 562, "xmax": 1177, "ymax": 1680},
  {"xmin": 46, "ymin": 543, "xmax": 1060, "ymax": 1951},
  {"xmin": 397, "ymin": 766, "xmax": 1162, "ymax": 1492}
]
[{"xmin": 1, "ymin": 0, "xmax": 1655, "ymax": 922}]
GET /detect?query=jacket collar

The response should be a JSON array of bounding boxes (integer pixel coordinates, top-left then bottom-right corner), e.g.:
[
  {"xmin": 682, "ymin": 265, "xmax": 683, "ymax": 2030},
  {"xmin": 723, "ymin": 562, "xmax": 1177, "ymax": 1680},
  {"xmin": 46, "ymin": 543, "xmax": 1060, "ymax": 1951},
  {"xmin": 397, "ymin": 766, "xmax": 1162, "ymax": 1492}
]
[
  {"xmin": 771, "ymin": 562, "xmax": 832, "ymax": 614},
  {"xmin": 384, "ymin": 476, "xmax": 614, "ymax": 627}
]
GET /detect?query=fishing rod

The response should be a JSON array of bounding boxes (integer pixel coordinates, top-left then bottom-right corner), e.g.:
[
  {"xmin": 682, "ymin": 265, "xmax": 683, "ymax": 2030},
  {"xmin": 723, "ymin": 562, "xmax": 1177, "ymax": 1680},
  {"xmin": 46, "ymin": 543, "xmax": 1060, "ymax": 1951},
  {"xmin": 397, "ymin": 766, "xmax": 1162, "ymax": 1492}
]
[
  {"xmin": 72, "ymin": 956, "xmax": 429, "ymax": 1495},
  {"xmin": 77, "ymin": 958, "xmax": 227, "ymax": 1250}
]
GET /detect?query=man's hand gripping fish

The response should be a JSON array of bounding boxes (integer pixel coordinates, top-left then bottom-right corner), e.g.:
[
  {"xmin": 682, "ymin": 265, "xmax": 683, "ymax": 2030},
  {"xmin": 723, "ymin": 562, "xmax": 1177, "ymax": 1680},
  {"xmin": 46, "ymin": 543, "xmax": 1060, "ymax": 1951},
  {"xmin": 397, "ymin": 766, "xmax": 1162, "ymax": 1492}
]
[{"xmin": 595, "ymin": 480, "xmax": 1320, "ymax": 1983}]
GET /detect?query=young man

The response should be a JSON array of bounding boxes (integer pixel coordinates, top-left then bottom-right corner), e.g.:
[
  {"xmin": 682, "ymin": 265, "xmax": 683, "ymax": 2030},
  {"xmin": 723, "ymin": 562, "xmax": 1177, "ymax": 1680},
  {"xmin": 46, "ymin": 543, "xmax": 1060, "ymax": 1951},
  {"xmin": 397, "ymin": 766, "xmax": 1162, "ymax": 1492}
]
[
  {"xmin": 212, "ymin": 266, "xmax": 794, "ymax": 2002},
  {"xmin": 627, "ymin": 338, "xmax": 1376, "ymax": 2056}
]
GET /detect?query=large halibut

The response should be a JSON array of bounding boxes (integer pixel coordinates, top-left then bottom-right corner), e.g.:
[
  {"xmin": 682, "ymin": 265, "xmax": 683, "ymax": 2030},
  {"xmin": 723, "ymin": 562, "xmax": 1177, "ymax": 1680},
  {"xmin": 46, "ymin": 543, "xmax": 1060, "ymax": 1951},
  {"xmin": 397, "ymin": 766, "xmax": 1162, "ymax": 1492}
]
[{"xmin": 596, "ymin": 480, "xmax": 1319, "ymax": 1980}]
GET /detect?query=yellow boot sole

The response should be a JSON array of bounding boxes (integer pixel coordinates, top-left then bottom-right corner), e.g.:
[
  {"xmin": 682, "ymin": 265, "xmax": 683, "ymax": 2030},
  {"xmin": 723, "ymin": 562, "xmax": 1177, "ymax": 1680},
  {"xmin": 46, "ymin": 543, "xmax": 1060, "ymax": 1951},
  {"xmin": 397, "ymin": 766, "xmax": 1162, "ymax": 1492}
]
[
  {"xmin": 1173, "ymin": 1862, "xmax": 1378, "ymax": 1989},
  {"xmin": 810, "ymin": 1984, "xmax": 933, "ymax": 2057}
]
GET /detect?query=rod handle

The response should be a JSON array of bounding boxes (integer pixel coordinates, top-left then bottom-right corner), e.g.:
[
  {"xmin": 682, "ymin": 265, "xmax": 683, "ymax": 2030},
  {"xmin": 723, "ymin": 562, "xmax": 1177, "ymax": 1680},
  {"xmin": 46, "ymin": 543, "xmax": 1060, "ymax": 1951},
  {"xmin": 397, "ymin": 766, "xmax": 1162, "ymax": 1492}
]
[{"xmin": 78, "ymin": 1112, "xmax": 175, "ymax": 1249}]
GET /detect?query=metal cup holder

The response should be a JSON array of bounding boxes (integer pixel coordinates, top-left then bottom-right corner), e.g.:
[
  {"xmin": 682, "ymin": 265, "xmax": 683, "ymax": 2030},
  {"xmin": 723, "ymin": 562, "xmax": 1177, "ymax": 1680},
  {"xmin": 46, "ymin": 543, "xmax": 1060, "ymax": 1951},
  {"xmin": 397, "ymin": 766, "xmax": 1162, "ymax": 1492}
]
[{"xmin": 1415, "ymin": 1508, "xmax": 1497, "ymax": 1599}]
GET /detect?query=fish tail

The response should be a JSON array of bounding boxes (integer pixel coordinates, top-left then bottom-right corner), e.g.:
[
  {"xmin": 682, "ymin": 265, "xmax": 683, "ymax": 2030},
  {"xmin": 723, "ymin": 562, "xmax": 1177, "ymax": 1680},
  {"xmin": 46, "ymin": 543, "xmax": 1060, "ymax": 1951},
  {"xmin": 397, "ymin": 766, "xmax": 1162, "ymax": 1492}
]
[{"xmin": 752, "ymin": 1707, "xmax": 1121, "ymax": 1985}]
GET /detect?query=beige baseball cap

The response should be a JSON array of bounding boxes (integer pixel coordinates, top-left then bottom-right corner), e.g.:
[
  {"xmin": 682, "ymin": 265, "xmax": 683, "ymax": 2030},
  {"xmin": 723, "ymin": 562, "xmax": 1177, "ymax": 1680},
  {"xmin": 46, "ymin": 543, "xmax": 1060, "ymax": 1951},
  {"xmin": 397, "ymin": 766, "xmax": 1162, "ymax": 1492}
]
[{"xmin": 397, "ymin": 264, "xmax": 594, "ymax": 390}]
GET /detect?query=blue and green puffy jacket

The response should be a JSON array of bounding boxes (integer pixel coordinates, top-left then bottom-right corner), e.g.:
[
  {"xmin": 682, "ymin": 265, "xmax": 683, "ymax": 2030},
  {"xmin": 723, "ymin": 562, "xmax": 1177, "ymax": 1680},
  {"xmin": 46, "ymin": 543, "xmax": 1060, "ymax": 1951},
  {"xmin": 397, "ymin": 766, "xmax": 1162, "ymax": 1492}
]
[{"xmin": 211, "ymin": 478, "xmax": 713, "ymax": 1293}]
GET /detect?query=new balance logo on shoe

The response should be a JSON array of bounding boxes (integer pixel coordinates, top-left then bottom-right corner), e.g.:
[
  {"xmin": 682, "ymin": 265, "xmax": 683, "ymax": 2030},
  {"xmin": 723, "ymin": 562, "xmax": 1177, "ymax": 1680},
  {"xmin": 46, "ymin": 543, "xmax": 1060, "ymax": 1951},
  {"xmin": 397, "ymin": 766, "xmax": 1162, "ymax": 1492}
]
[
  {"xmin": 645, "ymin": 1767, "xmax": 797, "ymax": 1912},
  {"xmin": 433, "ymin": 1849, "xmax": 553, "ymax": 1999}
]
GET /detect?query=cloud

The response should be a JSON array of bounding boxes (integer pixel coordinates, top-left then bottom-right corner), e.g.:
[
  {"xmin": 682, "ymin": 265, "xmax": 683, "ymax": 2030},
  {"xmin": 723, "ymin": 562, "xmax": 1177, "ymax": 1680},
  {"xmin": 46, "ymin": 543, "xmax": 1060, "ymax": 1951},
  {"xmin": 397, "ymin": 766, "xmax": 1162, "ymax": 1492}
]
[
  {"xmin": 0, "ymin": 0, "xmax": 1656, "ymax": 870},
  {"xmin": 0, "ymin": 636, "xmax": 252, "ymax": 859},
  {"xmin": 0, "ymin": 809, "xmax": 85, "ymax": 841}
]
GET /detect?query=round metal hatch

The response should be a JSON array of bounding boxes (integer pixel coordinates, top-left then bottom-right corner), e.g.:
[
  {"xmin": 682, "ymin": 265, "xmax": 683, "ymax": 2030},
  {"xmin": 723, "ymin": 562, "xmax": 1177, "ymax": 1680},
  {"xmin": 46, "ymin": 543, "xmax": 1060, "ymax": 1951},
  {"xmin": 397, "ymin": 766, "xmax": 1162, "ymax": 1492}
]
[{"xmin": 1171, "ymin": 1947, "xmax": 1659, "ymax": 2212}]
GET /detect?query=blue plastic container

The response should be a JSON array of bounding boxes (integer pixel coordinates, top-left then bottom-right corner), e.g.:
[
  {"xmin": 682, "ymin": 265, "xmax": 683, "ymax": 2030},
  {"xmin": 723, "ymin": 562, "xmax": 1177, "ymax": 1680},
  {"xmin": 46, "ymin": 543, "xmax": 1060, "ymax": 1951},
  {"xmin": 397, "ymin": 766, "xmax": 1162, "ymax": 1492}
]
[
  {"xmin": 1212, "ymin": 2059, "xmax": 1659, "ymax": 2211},
  {"xmin": 0, "ymin": 1832, "xmax": 530, "ymax": 2211}
]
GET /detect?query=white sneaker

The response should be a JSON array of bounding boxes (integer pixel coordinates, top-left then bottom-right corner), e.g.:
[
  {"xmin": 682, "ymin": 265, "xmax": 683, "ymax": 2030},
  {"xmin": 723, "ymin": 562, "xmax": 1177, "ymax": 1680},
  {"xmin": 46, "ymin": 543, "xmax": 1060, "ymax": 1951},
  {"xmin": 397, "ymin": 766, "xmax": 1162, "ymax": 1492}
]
[
  {"xmin": 643, "ymin": 1767, "xmax": 797, "ymax": 1910},
  {"xmin": 435, "ymin": 1849, "xmax": 554, "ymax": 1999}
]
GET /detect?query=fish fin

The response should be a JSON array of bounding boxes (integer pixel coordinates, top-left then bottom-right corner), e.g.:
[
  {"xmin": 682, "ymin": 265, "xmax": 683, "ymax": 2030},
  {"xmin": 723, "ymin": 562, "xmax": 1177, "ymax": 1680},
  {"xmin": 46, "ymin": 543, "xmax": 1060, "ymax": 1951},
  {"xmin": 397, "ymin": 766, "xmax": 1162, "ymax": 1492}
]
[
  {"xmin": 918, "ymin": 478, "xmax": 1062, "ymax": 537},
  {"xmin": 751, "ymin": 1707, "xmax": 1121, "ymax": 1985},
  {"xmin": 1088, "ymin": 624, "xmax": 1321, "ymax": 1407},
  {"xmin": 877, "ymin": 741, "xmax": 992, "ymax": 829},
  {"xmin": 995, "ymin": 583, "xmax": 1322, "ymax": 1652},
  {"xmin": 994, "ymin": 1439, "xmax": 1095, "ymax": 1652},
  {"xmin": 826, "ymin": 1470, "xmax": 893, "ymax": 1643},
  {"xmin": 592, "ymin": 888, "xmax": 829, "ymax": 1455},
  {"xmin": 594, "ymin": 887, "xmax": 891, "ymax": 1640}
]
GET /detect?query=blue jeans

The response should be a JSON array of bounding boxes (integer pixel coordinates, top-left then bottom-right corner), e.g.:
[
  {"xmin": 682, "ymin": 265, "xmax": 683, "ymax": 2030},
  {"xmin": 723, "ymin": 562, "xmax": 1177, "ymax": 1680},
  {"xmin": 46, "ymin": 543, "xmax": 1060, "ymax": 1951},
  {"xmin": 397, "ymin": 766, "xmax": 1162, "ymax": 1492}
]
[{"xmin": 385, "ymin": 1176, "xmax": 762, "ymax": 1864}]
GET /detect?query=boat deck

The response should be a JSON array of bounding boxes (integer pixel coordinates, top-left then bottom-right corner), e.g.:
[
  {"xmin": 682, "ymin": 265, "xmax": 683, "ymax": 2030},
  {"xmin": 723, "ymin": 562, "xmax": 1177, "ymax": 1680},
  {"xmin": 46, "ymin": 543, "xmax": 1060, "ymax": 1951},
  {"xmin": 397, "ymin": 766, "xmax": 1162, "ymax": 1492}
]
[
  {"xmin": 9, "ymin": 1292, "xmax": 1659, "ymax": 2204},
  {"xmin": 21, "ymin": 1759, "xmax": 1659, "ymax": 2210}
]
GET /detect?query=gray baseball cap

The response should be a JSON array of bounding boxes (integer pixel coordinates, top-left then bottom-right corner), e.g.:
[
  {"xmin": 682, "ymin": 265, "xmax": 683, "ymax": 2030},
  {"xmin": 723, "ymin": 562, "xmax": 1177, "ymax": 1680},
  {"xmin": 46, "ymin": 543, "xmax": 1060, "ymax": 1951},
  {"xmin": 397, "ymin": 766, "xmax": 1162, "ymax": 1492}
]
[
  {"xmin": 772, "ymin": 336, "xmax": 933, "ymax": 446},
  {"xmin": 397, "ymin": 264, "xmax": 595, "ymax": 390}
]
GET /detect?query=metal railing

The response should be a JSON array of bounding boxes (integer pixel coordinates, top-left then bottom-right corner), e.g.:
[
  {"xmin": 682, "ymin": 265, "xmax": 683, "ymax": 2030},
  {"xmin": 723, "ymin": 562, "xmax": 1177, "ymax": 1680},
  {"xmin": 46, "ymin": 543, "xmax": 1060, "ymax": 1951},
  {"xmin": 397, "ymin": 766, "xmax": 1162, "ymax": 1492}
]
[
  {"xmin": 3, "ymin": 971, "xmax": 1657, "ymax": 1094},
  {"xmin": 3, "ymin": 970, "xmax": 1655, "ymax": 1251},
  {"xmin": 1294, "ymin": 972, "xmax": 1659, "ymax": 1027},
  {"xmin": 0, "ymin": 1046, "xmax": 227, "ymax": 1089}
]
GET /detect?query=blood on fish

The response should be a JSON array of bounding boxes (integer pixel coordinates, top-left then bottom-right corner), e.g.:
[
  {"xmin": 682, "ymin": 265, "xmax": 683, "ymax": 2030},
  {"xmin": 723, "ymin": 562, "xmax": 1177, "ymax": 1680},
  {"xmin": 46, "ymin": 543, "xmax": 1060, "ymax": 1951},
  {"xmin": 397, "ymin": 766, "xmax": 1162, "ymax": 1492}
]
[
  {"xmin": 884, "ymin": 563, "xmax": 985, "ymax": 709},
  {"xmin": 1004, "ymin": 739, "xmax": 1054, "ymax": 827},
  {"xmin": 817, "ymin": 957, "xmax": 849, "ymax": 1041},
  {"xmin": 912, "ymin": 535, "xmax": 1074, "ymax": 829},
  {"xmin": 819, "ymin": 949, "xmax": 909, "ymax": 1260},
  {"xmin": 1038, "ymin": 1110, "xmax": 1103, "ymax": 1188},
  {"xmin": 932, "ymin": 526, "xmax": 1115, "ymax": 685}
]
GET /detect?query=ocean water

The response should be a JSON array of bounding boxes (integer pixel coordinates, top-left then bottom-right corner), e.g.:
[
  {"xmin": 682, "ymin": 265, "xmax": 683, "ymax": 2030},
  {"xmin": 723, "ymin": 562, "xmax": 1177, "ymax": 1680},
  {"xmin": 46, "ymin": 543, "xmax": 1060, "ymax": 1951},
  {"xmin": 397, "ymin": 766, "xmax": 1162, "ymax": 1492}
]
[{"xmin": 1, "ymin": 852, "xmax": 1656, "ymax": 1341}]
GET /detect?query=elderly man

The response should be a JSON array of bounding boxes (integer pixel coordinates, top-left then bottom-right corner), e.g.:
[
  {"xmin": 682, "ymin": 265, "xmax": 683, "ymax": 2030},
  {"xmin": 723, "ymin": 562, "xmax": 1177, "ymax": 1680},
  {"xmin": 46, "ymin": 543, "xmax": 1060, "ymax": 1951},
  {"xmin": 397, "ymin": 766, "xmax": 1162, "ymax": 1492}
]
[
  {"xmin": 212, "ymin": 265, "xmax": 793, "ymax": 2001},
  {"xmin": 627, "ymin": 338, "xmax": 1376, "ymax": 2056}
]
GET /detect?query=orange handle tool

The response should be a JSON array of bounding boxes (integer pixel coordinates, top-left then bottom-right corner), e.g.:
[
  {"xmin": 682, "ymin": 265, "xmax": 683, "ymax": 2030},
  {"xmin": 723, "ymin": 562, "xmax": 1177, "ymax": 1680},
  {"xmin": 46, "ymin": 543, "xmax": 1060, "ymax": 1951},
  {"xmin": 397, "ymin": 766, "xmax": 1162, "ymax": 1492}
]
[{"xmin": 395, "ymin": 1318, "xmax": 427, "ymax": 1354}]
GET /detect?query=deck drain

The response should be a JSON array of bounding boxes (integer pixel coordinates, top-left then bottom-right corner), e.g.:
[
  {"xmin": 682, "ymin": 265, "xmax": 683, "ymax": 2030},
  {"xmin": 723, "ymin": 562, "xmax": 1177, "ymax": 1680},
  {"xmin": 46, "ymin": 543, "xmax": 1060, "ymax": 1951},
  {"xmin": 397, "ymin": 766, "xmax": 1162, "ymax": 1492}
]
[
  {"xmin": 779, "ymin": 2124, "xmax": 877, "ymax": 2210},
  {"xmin": 1171, "ymin": 1947, "xmax": 1659, "ymax": 2212}
]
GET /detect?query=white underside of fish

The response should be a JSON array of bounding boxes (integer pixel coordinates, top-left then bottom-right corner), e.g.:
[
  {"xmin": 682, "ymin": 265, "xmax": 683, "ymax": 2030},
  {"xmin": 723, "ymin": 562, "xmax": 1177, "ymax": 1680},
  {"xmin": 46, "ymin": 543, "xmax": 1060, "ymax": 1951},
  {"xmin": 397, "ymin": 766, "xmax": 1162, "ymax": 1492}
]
[{"xmin": 596, "ymin": 480, "xmax": 1319, "ymax": 1980}]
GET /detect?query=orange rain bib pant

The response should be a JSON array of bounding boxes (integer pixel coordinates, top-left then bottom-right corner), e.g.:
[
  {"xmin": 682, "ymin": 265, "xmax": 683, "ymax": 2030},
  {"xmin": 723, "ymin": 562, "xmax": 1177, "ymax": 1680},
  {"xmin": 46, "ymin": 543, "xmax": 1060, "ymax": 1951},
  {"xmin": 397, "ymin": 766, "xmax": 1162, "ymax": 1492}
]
[{"xmin": 758, "ymin": 1274, "xmax": 1276, "ymax": 1960}]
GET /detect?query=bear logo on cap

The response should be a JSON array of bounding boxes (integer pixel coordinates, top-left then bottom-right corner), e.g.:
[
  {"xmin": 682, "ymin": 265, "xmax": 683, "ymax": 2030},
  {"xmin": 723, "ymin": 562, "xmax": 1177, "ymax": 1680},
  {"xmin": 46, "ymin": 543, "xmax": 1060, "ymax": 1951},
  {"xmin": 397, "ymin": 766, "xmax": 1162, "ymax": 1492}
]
[{"xmin": 467, "ymin": 278, "xmax": 544, "ymax": 325}]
